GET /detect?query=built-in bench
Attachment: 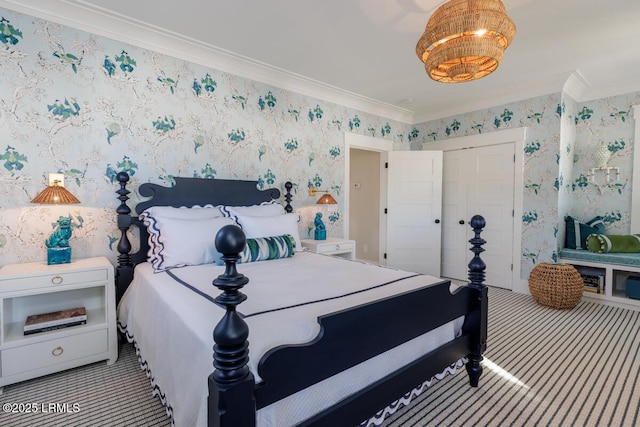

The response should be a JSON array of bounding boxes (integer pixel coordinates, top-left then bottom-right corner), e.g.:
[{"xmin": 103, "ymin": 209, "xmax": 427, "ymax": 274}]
[{"xmin": 558, "ymin": 248, "xmax": 640, "ymax": 310}]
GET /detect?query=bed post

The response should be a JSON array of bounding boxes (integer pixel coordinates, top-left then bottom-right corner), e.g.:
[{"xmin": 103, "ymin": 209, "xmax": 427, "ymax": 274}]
[
  {"xmin": 208, "ymin": 225, "xmax": 256, "ymax": 427},
  {"xmin": 115, "ymin": 172, "xmax": 134, "ymax": 303},
  {"xmin": 283, "ymin": 181, "xmax": 293, "ymax": 213},
  {"xmin": 465, "ymin": 214, "xmax": 488, "ymax": 387}
]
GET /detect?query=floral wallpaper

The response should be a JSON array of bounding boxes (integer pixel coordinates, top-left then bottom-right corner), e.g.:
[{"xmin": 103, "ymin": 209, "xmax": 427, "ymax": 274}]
[
  {"xmin": 0, "ymin": 9, "xmax": 412, "ymax": 265},
  {"xmin": 414, "ymin": 91, "xmax": 640, "ymax": 280},
  {"xmin": 0, "ymin": 7, "xmax": 638, "ymax": 287}
]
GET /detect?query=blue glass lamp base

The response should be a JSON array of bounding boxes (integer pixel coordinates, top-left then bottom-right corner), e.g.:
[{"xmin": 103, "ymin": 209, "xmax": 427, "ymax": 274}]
[
  {"xmin": 47, "ymin": 247, "xmax": 71, "ymax": 265},
  {"xmin": 314, "ymin": 229, "xmax": 326, "ymax": 240}
]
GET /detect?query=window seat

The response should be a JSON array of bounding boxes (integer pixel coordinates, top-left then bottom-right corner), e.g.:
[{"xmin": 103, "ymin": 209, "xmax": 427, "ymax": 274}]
[
  {"xmin": 559, "ymin": 248, "xmax": 640, "ymax": 268},
  {"xmin": 558, "ymin": 249, "xmax": 640, "ymax": 310}
]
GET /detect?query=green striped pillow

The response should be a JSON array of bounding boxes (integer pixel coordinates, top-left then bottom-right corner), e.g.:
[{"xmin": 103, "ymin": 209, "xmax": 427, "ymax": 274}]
[{"xmin": 240, "ymin": 234, "xmax": 296, "ymax": 263}]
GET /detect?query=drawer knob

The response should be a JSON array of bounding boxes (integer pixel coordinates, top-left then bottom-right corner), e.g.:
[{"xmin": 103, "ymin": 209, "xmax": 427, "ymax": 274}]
[
  {"xmin": 52, "ymin": 346, "xmax": 64, "ymax": 357},
  {"xmin": 51, "ymin": 275, "xmax": 63, "ymax": 285},
  {"xmin": 335, "ymin": 244, "xmax": 340, "ymax": 250}
]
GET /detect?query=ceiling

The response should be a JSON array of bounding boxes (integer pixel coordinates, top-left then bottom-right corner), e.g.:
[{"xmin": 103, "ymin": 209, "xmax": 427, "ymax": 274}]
[{"xmin": 2, "ymin": 0, "xmax": 640, "ymax": 124}]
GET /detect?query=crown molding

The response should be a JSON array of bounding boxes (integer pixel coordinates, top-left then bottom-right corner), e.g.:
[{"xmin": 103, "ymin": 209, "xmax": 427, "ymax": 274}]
[
  {"xmin": 579, "ymin": 81, "xmax": 640, "ymax": 103},
  {"xmin": 562, "ymin": 70, "xmax": 589, "ymax": 102},
  {"xmin": 0, "ymin": 0, "xmax": 415, "ymax": 124},
  {"xmin": 3, "ymin": 1, "xmax": 637, "ymax": 126},
  {"xmin": 412, "ymin": 71, "xmax": 576, "ymax": 123}
]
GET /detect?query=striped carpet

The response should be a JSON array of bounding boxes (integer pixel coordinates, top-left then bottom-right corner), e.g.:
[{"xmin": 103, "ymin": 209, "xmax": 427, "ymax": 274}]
[
  {"xmin": 382, "ymin": 287, "xmax": 640, "ymax": 427},
  {"xmin": 1, "ymin": 287, "xmax": 639, "ymax": 426},
  {"xmin": 0, "ymin": 342, "xmax": 171, "ymax": 427}
]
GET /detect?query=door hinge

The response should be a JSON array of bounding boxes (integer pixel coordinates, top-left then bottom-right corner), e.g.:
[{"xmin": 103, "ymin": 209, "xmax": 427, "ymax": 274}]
[
  {"xmin": 385, "ymin": 162, "xmax": 388, "ymax": 169},
  {"xmin": 384, "ymin": 208, "xmax": 388, "ymax": 214},
  {"xmin": 514, "ymin": 154, "xmax": 516, "ymax": 162},
  {"xmin": 512, "ymin": 209, "xmax": 515, "ymax": 217},
  {"xmin": 384, "ymin": 253, "xmax": 387, "ymax": 259},
  {"xmin": 511, "ymin": 263, "xmax": 514, "ymax": 271}
]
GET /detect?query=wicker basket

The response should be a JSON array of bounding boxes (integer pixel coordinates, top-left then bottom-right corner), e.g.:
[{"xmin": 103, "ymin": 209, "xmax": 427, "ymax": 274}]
[{"xmin": 528, "ymin": 263, "xmax": 583, "ymax": 309}]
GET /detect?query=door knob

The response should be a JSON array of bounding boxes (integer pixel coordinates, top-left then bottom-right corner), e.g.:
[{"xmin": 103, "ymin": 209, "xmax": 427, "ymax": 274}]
[
  {"xmin": 459, "ymin": 220, "xmax": 465, "ymax": 225},
  {"xmin": 435, "ymin": 219, "xmax": 440, "ymax": 224}
]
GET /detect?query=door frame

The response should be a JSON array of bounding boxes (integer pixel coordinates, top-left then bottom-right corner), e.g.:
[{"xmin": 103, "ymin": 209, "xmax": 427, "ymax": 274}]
[
  {"xmin": 344, "ymin": 132, "xmax": 393, "ymax": 264},
  {"xmin": 424, "ymin": 126, "xmax": 527, "ymax": 292}
]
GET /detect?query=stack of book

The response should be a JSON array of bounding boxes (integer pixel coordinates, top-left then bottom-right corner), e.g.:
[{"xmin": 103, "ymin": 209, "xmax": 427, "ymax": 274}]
[
  {"xmin": 582, "ymin": 273, "xmax": 605, "ymax": 294},
  {"xmin": 23, "ymin": 307, "xmax": 87, "ymax": 335}
]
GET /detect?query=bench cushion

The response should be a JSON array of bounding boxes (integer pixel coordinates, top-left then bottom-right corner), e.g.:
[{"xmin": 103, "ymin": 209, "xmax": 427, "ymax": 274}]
[{"xmin": 559, "ymin": 248, "xmax": 640, "ymax": 267}]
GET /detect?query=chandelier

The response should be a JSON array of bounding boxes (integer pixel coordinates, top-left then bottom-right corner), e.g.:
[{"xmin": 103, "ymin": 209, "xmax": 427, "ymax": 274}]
[{"xmin": 416, "ymin": 0, "xmax": 516, "ymax": 83}]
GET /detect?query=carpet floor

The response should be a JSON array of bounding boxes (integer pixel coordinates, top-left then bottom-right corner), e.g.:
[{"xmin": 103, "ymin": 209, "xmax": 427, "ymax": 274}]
[
  {"xmin": 1, "ymin": 287, "xmax": 639, "ymax": 426},
  {"xmin": 381, "ymin": 287, "xmax": 640, "ymax": 426}
]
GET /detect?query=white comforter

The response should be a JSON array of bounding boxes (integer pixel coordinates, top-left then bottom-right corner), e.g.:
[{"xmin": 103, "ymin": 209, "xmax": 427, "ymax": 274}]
[{"xmin": 118, "ymin": 252, "xmax": 462, "ymax": 427}]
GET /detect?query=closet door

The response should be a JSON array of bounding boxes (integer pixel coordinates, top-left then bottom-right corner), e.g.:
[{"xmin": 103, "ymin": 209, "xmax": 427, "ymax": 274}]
[
  {"xmin": 441, "ymin": 144, "xmax": 515, "ymax": 289},
  {"xmin": 386, "ymin": 151, "xmax": 442, "ymax": 276},
  {"xmin": 441, "ymin": 150, "xmax": 469, "ymax": 280}
]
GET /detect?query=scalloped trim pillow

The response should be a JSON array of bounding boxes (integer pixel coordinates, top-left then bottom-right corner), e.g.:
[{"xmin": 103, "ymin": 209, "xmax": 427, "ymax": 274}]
[
  {"xmin": 239, "ymin": 234, "xmax": 296, "ymax": 263},
  {"xmin": 140, "ymin": 205, "xmax": 226, "ymax": 263},
  {"xmin": 139, "ymin": 213, "xmax": 235, "ymax": 272},
  {"xmin": 565, "ymin": 215, "xmax": 605, "ymax": 249},
  {"xmin": 586, "ymin": 234, "xmax": 640, "ymax": 253}
]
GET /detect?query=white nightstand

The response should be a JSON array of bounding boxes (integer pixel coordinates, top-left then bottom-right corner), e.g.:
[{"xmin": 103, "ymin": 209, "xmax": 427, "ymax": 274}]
[
  {"xmin": 0, "ymin": 257, "xmax": 117, "ymax": 392},
  {"xmin": 301, "ymin": 238, "xmax": 356, "ymax": 260}
]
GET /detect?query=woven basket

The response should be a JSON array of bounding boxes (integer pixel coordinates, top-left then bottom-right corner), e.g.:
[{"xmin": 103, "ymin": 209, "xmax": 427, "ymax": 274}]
[{"xmin": 528, "ymin": 263, "xmax": 583, "ymax": 309}]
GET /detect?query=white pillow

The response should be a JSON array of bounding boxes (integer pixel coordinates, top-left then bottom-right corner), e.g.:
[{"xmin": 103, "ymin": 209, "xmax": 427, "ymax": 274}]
[
  {"xmin": 140, "ymin": 214, "xmax": 235, "ymax": 272},
  {"xmin": 221, "ymin": 201, "xmax": 286, "ymax": 218},
  {"xmin": 139, "ymin": 205, "xmax": 226, "ymax": 269},
  {"xmin": 235, "ymin": 213, "xmax": 302, "ymax": 252},
  {"xmin": 142, "ymin": 205, "xmax": 224, "ymax": 220}
]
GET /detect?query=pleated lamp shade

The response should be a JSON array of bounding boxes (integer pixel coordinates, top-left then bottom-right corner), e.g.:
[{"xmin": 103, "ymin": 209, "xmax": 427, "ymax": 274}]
[
  {"xmin": 316, "ymin": 193, "xmax": 337, "ymax": 205},
  {"xmin": 31, "ymin": 181, "xmax": 80, "ymax": 204}
]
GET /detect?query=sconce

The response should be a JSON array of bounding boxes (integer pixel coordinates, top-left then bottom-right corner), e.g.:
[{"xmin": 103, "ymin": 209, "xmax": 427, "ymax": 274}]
[
  {"xmin": 309, "ymin": 186, "xmax": 337, "ymax": 241},
  {"xmin": 588, "ymin": 166, "xmax": 620, "ymax": 194},
  {"xmin": 32, "ymin": 173, "xmax": 81, "ymax": 265},
  {"xmin": 587, "ymin": 144, "xmax": 620, "ymax": 193},
  {"xmin": 308, "ymin": 186, "xmax": 338, "ymax": 205},
  {"xmin": 32, "ymin": 174, "xmax": 80, "ymax": 204}
]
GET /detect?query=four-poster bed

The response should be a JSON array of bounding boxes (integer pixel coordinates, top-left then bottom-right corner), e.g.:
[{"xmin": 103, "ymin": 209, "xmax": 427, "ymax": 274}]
[{"xmin": 114, "ymin": 171, "xmax": 488, "ymax": 426}]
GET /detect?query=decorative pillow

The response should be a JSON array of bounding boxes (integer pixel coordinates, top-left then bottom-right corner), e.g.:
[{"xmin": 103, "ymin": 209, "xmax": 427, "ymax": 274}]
[
  {"xmin": 139, "ymin": 214, "xmax": 235, "ymax": 272},
  {"xmin": 234, "ymin": 213, "xmax": 301, "ymax": 251},
  {"xmin": 221, "ymin": 201, "xmax": 285, "ymax": 218},
  {"xmin": 141, "ymin": 205, "xmax": 224, "ymax": 220},
  {"xmin": 239, "ymin": 235, "xmax": 296, "ymax": 263},
  {"xmin": 565, "ymin": 215, "xmax": 605, "ymax": 249},
  {"xmin": 586, "ymin": 234, "xmax": 640, "ymax": 253},
  {"xmin": 140, "ymin": 205, "xmax": 226, "ymax": 260}
]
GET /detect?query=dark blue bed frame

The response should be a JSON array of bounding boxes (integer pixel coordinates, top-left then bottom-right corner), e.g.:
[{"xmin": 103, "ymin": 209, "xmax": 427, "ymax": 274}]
[{"xmin": 114, "ymin": 171, "xmax": 488, "ymax": 426}]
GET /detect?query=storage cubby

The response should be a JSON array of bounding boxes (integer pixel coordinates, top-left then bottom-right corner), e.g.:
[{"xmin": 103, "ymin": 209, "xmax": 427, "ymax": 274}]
[
  {"xmin": 2, "ymin": 286, "xmax": 107, "ymax": 343},
  {"xmin": 558, "ymin": 256, "xmax": 640, "ymax": 311}
]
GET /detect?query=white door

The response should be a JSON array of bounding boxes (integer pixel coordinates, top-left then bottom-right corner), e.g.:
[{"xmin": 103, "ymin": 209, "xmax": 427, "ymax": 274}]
[
  {"xmin": 441, "ymin": 150, "xmax": 469, "ymax": 279},
  {"xmin": 441, "ymin": 144, "xmax": 515, "ymax": 289},
  {"xmin": 386, "ymin": 151, "xmax": 443, "ymax": 276}
]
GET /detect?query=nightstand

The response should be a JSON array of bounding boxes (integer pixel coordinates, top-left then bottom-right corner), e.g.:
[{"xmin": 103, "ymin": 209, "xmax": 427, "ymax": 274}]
[
  {"xmin": 0, "ymin": 257, "xmax": 117, "ymax": 392},
  {"xmin": 301, "ymin": 238, "xmax": 356, "ymax": 260}
]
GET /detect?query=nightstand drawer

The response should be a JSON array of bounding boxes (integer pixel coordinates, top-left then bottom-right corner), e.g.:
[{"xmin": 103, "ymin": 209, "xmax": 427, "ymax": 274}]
[
  {"xmin": 1, "ymin": 329, "xmax": 108, "ymax": 377},
  {"xmin": 318, "ymin": 241, "xmax": 355, "ymax": 254},
  {"xmin": 0, "ymin": 269, "xmax": 108, "ymax": 292}
]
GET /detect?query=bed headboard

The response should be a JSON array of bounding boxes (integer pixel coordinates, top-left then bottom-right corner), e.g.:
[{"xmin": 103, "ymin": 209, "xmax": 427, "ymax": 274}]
[{"xmin": 114, "ymin": 172, "xmax": 292, "ymax": 302}]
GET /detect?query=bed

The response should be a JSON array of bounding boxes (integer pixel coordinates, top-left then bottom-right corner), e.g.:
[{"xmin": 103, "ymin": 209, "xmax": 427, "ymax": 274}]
[{"xmin": 114, "ymin": 171, "xmax": 488, "ymax": 427}]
